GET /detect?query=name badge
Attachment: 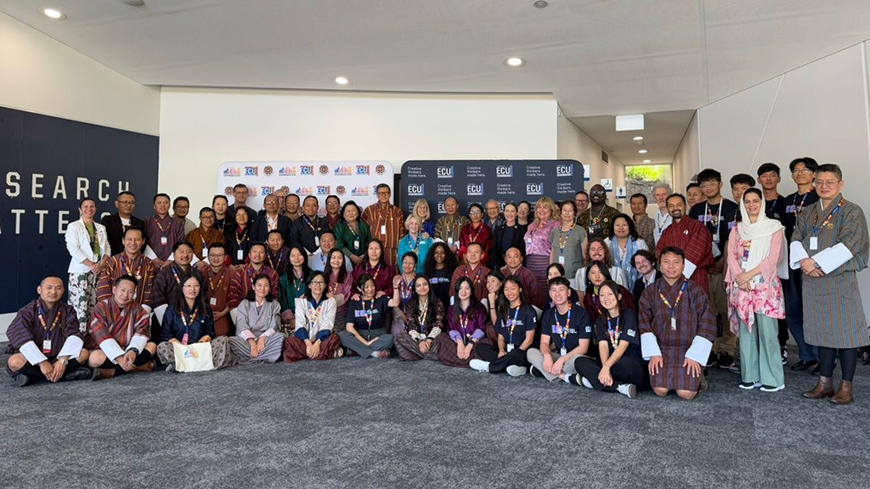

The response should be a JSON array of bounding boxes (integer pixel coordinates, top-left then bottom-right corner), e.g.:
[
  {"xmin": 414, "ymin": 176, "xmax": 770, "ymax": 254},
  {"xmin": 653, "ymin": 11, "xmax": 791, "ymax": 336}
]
[
  {"xmin": 558, "ymin": 256, "xmax": 565, "ymax": 265},
  {"xmin": 314, "ymin": 236, "xmax": 320, "ymax": 248},
  {"xmin": 712, "ymin": 233, "xmax": 719, "ymax": 243},
  {"xmin": 210, "ymin": 297, "xmax": 217, "ymax": 306},
  {"xmin": 202, "ymin": 249, "xmax": 208, "ymax": 259},
  {"xmin": 236, "ymin": 249, "xmax": 243, "ymax": 261},
  {"xmin": 447, "ymin": 237, "xmax": 454, "ymax": 247},
  {"xmin": 525, "ymin": 237, "xmax": 532, "ymax": 246},
  {"xmin": 810, "ymin": 237, "xmax": 819, "ymax": 250},
  {"xmin": 353, "ymin": 239, "xmax": 360, "ymax": 249},
  {"xmin": 42, "ymin": 339, "xmax": 52, "ymax": 354},
  {"xmin": 670, "ymin": 317, "xmax": 677, "ymax": 330},
  {"xmin": 506, "ymin": 344, "xmax": 514, "ymax": 353},
  {"xmin": 160, "ymin": 236, "xmax": 168, "ymax": 246},
  {"xmin": 560, "ymin": 347, "xmax": 567, "ymax": 356},
  {"xmin": 380, "ymin": 225, "xmax": 387, "ymax": 235}
]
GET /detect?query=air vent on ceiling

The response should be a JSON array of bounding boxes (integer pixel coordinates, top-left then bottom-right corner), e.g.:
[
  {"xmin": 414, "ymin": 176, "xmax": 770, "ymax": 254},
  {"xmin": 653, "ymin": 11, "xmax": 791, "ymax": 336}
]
[{"xmin": 601, "ymin": 151, "xmax": 609, "ymax": 164}]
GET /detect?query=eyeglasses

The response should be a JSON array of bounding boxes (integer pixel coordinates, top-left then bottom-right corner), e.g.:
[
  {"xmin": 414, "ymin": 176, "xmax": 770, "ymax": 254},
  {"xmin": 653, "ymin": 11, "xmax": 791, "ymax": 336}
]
[
  {"xmin": 469, "ymin": 210, "xmax": 482, "ymax": 215},
  {"xmin": 310, "ymin": 280, "xmax": 326, "ymax": 285},
  {"xmin": 589, "ymin": 191, "xmax": 605, "ymax": 196},
  {"xmin": 792, "ymin": 169, "xmax": 813, "ymax": 175},
  {"xmin": 816, "ymin": 180, "xmax": 841, "ymax": 187}
]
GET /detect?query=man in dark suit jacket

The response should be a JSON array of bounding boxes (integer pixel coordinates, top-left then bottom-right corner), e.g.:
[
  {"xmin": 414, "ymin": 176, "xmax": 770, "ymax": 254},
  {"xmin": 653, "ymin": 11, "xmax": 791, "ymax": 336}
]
[
  {"xmin": 101, "ymin": 191, "xmax": 145, "ymax": 256},
  {"xmin": 252, "ymin": 194, "xmax": 293, "ymax": 244}
]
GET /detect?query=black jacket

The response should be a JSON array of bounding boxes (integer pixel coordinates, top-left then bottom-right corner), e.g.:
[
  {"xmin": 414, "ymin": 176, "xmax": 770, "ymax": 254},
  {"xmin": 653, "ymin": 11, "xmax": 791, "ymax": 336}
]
[{"xmin": 100, "ymin": 213, "xmax": 145, "ymax": 256}]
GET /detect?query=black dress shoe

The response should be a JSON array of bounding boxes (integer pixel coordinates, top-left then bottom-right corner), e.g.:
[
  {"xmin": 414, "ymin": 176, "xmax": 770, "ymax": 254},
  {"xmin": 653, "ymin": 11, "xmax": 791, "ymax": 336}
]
[
  {"xmin": 63, "ymin": 367, "xmax": 92, "ymax": 382},
  {"xmin": 791, "ymin": 360, "xmax": 818, "ymax": 372},
  {"xmin": 14, "ymin": 374, "xmax": 32, "ymax": 387}
]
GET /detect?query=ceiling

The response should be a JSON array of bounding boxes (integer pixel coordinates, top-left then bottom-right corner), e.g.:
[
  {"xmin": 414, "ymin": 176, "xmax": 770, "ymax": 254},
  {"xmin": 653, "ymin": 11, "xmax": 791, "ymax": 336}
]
[{"xmin": 4, "ymin": 0, "xmax": 870, "ymax": 164}]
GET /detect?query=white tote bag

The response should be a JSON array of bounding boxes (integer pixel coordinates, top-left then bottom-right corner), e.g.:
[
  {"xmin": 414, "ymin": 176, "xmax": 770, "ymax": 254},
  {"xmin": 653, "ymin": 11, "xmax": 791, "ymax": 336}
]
[{"xmin": 172, "ymin": 342, "xmax": 215, "ymax": 372}]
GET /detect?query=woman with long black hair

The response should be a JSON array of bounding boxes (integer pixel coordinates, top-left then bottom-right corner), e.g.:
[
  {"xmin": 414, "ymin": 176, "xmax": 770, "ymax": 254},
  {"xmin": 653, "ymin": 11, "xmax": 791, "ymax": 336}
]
[{"xmin": 470, "ymin": 276, "xmax": 536, "ymax": 376}]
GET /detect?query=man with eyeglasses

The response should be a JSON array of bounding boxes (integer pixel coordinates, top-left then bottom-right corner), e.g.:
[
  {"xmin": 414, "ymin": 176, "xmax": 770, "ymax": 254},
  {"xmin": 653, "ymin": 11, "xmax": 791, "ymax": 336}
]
[
  {"xmin": 782, "ymin": 157, "xmax": 820, "ymax": 373},
  {"xmin": 791, "ymin": 163, "xmax": 869, "ymax": 405},
  {"xmin": 101, "ymin": 191, "xmax": 145, "ymax": 256},
  {"xmin": 483, "ymin": 199, "xmax": 505, "ymax": 231},
  {"xmin": 688, "ymin": 169, "xmax": 739, "ymax": 370},
  {"xmin": 362, "ymin": 184, "xmax": 405, "ymax": 268},
  {"xmin": 434, "ymin": 196, "xmax": 470, "ymax": 254},
  {"xmin": 577, "ymin": 184, "xmax": 620, "ymax": 239},
  {"xmin": 574, "ymin": 191, "xmax": 590, "ymax": 215}
]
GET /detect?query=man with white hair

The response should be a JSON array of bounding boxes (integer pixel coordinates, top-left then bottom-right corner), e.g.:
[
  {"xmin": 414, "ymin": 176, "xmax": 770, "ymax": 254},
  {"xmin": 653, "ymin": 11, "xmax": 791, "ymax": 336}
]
[{"xmin": 652, "ymin": 184, "xmax": 672, "ymax": 244}]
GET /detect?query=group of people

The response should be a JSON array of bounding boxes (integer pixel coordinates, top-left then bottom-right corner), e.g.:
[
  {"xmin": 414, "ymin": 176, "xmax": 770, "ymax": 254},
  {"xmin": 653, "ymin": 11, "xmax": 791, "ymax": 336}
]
[{"xmin": 7, "ymin": 158, "xmax": 868, "ymax": 404}]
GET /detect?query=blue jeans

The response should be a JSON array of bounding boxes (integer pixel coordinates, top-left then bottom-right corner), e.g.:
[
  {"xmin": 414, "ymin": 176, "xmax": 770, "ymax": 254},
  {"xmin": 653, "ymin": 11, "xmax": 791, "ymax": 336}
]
[{"xmin": 783, "ymin": 268, "xmax": 818, "ymax": 362}]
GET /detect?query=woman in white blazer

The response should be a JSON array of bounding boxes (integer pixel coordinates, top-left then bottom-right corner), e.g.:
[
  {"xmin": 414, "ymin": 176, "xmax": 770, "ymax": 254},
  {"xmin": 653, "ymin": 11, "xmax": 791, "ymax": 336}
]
[{"xmin": 65, "ymin": 197, "xmax": 110, "ymax": 331}]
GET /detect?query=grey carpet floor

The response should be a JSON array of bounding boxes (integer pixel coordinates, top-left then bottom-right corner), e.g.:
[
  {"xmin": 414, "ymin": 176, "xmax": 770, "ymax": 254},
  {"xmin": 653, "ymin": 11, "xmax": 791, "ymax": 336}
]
[{"xmin": 1, "ymin": 347, "xmax": 869, "ymax": 489}]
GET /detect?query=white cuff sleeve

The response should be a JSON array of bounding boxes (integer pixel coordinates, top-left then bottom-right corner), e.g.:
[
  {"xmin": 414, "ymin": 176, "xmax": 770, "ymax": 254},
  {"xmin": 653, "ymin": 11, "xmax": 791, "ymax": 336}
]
[
  {"xmin": 99, "ymin": 339, "xmax": 126, "ymax": 363},
  {"xmin": 127, "ymin": 335, "xmax": 148, "ymax": 353},
  {"xmin": 683, "ymin": 259, "xmax": 697, "ymax": 279},
  {"xmin": 640, "ymin": 332, "xmax": 662, "ymax": 361},
  {"xmin": 685, "ymin": 336, "xmax": 713, "ymax": 365},
  {"xmin": 19, "ymin": 341, "xmax": 49, "ymax": 365},
  {"xmin": 154, "ymin": 304, "xmax": 168, "ymax": 326},
  {"xmin": 813, "ymin": 243, "xmax": 854, "ymax": 274},
  {"xmin": 58, "ymin": 336, "xmax": 84, "ymax": 359},
  {"xmin": 790, "ymin": 241, "xmax": 809, "ymax": 269},
  {"xmin": 143, "ymin": 246, "xmax": 158, "ymax": 260}
]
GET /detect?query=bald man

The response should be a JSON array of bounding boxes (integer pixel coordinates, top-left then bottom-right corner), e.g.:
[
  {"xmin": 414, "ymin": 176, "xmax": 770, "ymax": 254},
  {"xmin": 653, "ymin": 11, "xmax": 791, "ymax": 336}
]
[
  {"xmin": 252, "ymin": 194, "xmax": 292, "ymax": 243},
  {"xmin": 6, "ymin": 276, "xmax": 91, "ymax": 386},
  {"xmin": 500, "ymin": 247, "xmax": 546, "ymax": 309}
]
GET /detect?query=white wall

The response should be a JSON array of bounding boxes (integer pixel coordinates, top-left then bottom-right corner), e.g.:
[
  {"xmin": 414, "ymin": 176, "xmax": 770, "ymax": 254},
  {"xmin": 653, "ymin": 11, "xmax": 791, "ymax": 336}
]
[
  {"xmin": 557, "ymin": 108, "xmax": 627, "ymax": 212},
  {"xmin": 159, "ymin": 87, "xmax": 558, "ymax": 212},
  {"xmin": 672, "ymin": 111, "xmax": 700, "ymax": 192},
  {"xmin": 0, "ymin": 12, "xmax": 160, "ymax": 135},
  {"xmin": 694, "ymin": 41, "xmax": 870, "ymax": 315},
  {"xmin": 0, "ymin": 12, "xmax": 162, "ymax": 338}
]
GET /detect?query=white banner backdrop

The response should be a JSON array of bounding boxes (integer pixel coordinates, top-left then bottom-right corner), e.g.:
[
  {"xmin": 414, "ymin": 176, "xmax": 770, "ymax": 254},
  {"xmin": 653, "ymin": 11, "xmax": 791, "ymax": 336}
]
[{"xmin": 217, "ymin": 160, "xmax": 394, "ymax": 212}]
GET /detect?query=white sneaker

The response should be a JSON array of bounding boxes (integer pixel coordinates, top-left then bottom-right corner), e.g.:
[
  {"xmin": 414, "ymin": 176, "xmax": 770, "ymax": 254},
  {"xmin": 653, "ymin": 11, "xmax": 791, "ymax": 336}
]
[
  {"xmin": 469, "ymin": 359, "xmax": 490, "ymax": 373},
  {"xmin": 616, "ymin": 383, "xmax": 638, "ymax": 398},
  {"xmin": 760, "ymin": 384, "xmax": 785, "ymax": 392},
  {"xmin": 581, "ymin": 376, "xmax": 593, "ymax": 389},
  {"xmin": 506, "ymin": 365, "xmax": 528, "ymax": 377}
]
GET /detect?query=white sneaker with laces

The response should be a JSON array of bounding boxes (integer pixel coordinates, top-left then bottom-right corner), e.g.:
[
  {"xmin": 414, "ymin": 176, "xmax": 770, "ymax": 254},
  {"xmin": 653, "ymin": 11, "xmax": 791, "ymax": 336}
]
[
  {"xmin": 581, "ymin": 376, "xmax": 593, "ymax": 389},
  {"xmin": 760, "ymin": 384, "xmax": 785, "ymax": 392},
  {"xmin": 506, "ymin": 365, "xmax": 527, "ymax": 377},
  {"xmin": 469, "ymin": 359, "xmax": 490, "ymax": 373},
  {"xmin": 616, "ymin": 383, "xmax": 637, "ymax": 398}
]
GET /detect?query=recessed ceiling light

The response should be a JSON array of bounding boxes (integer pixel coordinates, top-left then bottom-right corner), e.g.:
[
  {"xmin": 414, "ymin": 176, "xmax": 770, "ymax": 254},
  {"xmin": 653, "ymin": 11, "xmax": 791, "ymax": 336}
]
[
  {"xmin": 42, "ymin": 7, "xmax": 66, "ymax": 19},
  {"xmin": 334, "ymin": 76, "xmax": 350, "ymax": 85},
  {"xmin": 504, "ymin": 57, "xmax": 526, "ymax": 68},
  {"xmin": 633, "ymin": 136, "xmax": 644, "ymax": 141},
  {"xmin": 533, "ymin": 1, "xmax": 549, "ymax": 8},
  {"xmin": 638, "ymin": 149, "xmax": 648, "ymax": 154},
  {"xmin": 643, "ymin": 159, "xmax": 651, "ymax": 163}
]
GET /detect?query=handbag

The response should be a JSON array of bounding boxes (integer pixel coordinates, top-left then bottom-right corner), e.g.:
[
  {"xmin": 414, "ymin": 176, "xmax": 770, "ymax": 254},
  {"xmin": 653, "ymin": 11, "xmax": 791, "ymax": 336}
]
[{"xmin": 172, "ymin": 342, "xmax": 215, "ymax": 372}]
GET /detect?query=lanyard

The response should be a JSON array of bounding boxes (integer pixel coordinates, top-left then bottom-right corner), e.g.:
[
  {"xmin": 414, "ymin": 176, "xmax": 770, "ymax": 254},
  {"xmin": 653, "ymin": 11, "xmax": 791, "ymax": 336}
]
[
  {"xmin": 121, "ymin": 254, "xmax": 142, "ymax": 279},
  {"xmin": 468, "ymin": 224, "xmax": 484, "ymax": 243},
  {"xmin": 406, "ymin": 234, "xmax": 420, "ymax": 253},
  {"xmin": 180, "ymin": 306, "xmax": 198, "ymax": 345},
  {"xmin": 794, "ymin": 190, "xmax": 812, "ymax": 214},
  {"xmin": 812, "ymin": 198, "xmax": 845, "ymax": 236},
  {"xmin": 659, "ymin": 280, "xmax": 688, "ymax": 319},
  {"xmin": 704, "ymin": 202, "xmax": 723, "ymax": 237},
  {"xmin": 235, "ymin": 227, "xmax": 249, "ymax": 246},
  {"xmin": 154, "ymin": 216, "xmax": 170, "ymax": 236},
  {"xmin": 554, "ymin": 305, "xmax": 572, "ymax": 347},
  {"xmin": 399, "ymin": 276, "xmax": 414, "ymax": 301},
  {"xmin": 267, "ymin": 250, "xmax": 285, "ymax": 271},
  {"xmin": 506, "ymin": 306, "xmax": 520, "ymax": 345},
  {"xmin": 465, "ymin": 265, "xmax": 483, "ymax": 285},
  {"xmin": 607, "ymin": 315, "xmax": 621, "ymax": 349},
  {"xmin": 363, "ymin": 299, "xmax": 374, "ymax": 331},
  {"xmin": 304, "ymin": 216, "xmax": 321, "ymax": 234},
  {"xmin": 366, "ymin": 263, "xmax": 381, "ymax": 283},
  {"xmin": 459, "ymin": 308, "xmax": 471, "ymax": 340},
  {"xmin": 170, "ymin": 265, "xmax": 183, "ymax": 284},
  {"xmin": 417, "ymin": 302, "xmax": 429, "ymax": 332},
  {"xmin": 306, "ymin": 299, "xmax": 324, "ymax": 327},
  {"xmin": 37, "ymin": 303, "xmax": 61, "ymax": 332},
  {"xmin": 208, "ymin": 268, "xmax": 226, "ymax": 293}
]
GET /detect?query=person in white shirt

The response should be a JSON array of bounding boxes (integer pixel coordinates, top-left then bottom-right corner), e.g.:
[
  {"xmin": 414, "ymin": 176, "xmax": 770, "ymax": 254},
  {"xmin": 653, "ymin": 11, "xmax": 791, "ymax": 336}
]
[
  {"xmin": 65, "ymin": 197, "xmax": 111, "ymax": 331},
  {"xmin": 308, "ymin": 231, "xmax": 352, "ymax": 272}
]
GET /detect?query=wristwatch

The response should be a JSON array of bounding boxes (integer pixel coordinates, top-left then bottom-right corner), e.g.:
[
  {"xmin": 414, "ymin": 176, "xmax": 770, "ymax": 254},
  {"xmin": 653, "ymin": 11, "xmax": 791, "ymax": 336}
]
[
  {"xmin": 128, "ymin": 347, "xmax": 140, "ymax": 355},
  {"xmin": 813, "ymin": 261, "xmax": 821, "ymax": 269},
  {"xmin": 59, "ymin": 357, "xmax": 69, "ymax": 366}
]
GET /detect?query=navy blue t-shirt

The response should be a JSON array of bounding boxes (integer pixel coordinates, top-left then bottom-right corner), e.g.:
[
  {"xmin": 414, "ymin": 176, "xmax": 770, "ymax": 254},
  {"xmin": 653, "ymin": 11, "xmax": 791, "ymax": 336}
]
[
  {"xmin": 496, "ymin": 304, "xmax": 537, "ymax": 348},
  {"xmin": 540, "ymin": 302, "xmax": 592, "ymax": 352},
  {"xmin": 593, "ymin": 308, "xmax": 642, "ymax": 361},
  {"xmin": 346, "ymin": 296, "xmax": 390, "ymax": 332}
]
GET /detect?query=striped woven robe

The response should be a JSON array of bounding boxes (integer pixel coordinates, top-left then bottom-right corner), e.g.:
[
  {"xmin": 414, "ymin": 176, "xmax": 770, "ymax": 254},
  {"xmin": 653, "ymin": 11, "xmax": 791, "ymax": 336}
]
[{"xmin": 790, "ymin": 194, "xmax": 870, "ymax": 349}]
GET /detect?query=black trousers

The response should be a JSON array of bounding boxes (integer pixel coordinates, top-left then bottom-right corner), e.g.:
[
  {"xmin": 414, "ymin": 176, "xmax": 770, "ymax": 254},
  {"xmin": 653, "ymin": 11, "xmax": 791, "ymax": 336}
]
[
  {"xmin": 14, "ymin": 359, "xmax": 85, "ymax": 382},
  {"xmin": 474, "ymin": 344, "xmax": 528, "ymax": 373},
  {"xmin": 97, "ymin": 350, "xmax": 153, "ymax": 375},
  {"xmin": 574, "ymin": 355, "xmax": 648, "ymax": 392}
]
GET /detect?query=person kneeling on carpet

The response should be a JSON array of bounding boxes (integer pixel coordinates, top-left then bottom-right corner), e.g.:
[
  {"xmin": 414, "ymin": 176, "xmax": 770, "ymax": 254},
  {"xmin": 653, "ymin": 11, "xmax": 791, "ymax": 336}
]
[
  {"xmin": 87, "ymin": 275, "xmax": 158, "ymax": 381},
  {"xmin": 229, "ymin": 273, "xmax": 285, "ymax": 364},
  {"xmin": 157, "ymin": 275, "xmax": 233, "ymax": 371},
  {"xmin": 6, "ymin": 276, "xmax": 91, "ymax": 387},
  {"xmin": 470, "ymin": 276, "xmax": 536, "ymax": 376}
]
